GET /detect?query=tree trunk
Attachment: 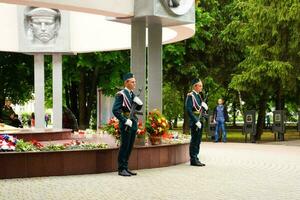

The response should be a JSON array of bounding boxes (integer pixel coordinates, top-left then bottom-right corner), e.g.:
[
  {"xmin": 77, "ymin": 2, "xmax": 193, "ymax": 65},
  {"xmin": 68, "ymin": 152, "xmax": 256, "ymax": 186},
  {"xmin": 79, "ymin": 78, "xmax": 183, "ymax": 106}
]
[
  {"xmin": 182, "ymin": 85, "xmax": 190, "ymax": 134},
  {"xmin": 70, "ymin": 81, "xmax": 79, "ymax": 120},
  {"xmin": 275, "ymin": 26, "xmax": 288, "ymax": 111},
  {"xmin": 275, "ymin": 83, "xmax": 285, "ymax": 110},
  {"xmin": 85, "ymin": 67, "xmax": 99, "ymax": 127},
  {"xmin": 232, "ymin": 101, "xmax": 237, "ymax": 127},
  {"xmin": 65, "ymin": 84, "xmax": 70, "ymax": 108},
  {"xmin": 174, "ymin": 117, "xmax": 178, "ymax": 128},
  {"xmin": 0, "ymin": 96, "xmax": 4, "ymax": 119},
  {"xmin": 78, "ymin": 69, "xmax": 87, "ymax": 129},
  {"xmin": 255, "ymin": 93, "xmax": 268, "ymax": 141}
]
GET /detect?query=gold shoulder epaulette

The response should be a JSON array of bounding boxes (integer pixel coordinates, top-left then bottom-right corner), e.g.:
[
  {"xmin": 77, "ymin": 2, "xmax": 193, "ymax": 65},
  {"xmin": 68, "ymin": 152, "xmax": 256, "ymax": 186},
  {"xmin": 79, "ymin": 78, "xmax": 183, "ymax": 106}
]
[{"xmin": 187, "ymin": 92, "xmax": 193, "ymax": 96}]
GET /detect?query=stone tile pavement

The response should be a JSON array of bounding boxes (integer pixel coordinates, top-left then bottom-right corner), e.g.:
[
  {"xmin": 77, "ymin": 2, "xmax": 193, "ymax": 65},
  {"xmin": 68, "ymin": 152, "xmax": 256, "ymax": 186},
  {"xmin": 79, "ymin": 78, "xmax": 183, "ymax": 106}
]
[
  {"xmin": 264, "ymin": 139, "xmax": 300, "ymax": 146},
  {"xmin": 1, "ymin": 141, "xmax": 300, "ymax": 200}
]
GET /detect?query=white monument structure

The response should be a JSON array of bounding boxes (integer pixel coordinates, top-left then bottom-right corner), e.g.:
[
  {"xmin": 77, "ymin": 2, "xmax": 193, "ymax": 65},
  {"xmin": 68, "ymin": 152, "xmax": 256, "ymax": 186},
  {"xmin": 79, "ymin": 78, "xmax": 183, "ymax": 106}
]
[{"xmin": 0, "ymin": 0, "xmax": 195, "ymax": 129}]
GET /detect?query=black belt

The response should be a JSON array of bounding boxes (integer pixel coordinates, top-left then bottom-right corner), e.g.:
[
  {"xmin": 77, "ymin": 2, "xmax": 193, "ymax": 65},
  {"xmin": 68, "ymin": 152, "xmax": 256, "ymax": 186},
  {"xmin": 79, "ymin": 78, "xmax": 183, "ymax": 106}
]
[
  {"xmin": 193, "ymin": 111, "xmax": 201, "ymax": 115},
  {"xmin": 122, "ymin": 112, "xmax": 130, "ymax": 117}
]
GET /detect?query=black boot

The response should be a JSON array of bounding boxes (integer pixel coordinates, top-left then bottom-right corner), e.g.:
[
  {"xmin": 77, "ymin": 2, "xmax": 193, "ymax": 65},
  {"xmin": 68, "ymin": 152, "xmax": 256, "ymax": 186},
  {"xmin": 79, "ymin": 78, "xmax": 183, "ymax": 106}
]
[
  {"xmin": 118, "ymin": 169, "xmax": 131, "ymax": 176},
  {"xmin": 191, "ymin": 160, "xmax": 206, "ymax": 167},
  {"xmin": 126, "ymin": 169, "xmax": 137, "ymax": 176}
]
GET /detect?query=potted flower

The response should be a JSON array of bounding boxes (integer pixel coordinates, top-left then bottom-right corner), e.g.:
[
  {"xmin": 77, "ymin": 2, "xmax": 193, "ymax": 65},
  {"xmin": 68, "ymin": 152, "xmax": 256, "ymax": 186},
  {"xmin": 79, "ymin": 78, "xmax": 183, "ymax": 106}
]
[
  {"xmin": 103, "ymin": 117, "xmax": 121, "ymax": 144},
  {"xmin": 135, "ymin": 121, "xmax": 146, "ymax": 146},
  {"xmin": 145, "ymin": 109, "xmax": 169, "ymax": 145}
]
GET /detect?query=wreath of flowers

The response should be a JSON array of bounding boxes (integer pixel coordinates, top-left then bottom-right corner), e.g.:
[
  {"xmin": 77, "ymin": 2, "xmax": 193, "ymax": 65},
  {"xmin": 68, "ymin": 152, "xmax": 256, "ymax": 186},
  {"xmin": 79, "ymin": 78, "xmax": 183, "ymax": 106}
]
[
  {"xmin": 1, "ymin": 134, "xmax": 108, "ymax": 152},
  {"xmin": 0, "ymin": 134, "xmax": 17, "ymax": 151},
  {"xmin": 145, "ymin": 109, "xmax": 169, "ymax": 136},
  {"xmin": 103, "ymin": 117, "xmax": 121, "ymax": 141},
  {"xmin": 104, "ymin": 117, "xmax": 146, "ymax": 140},
  {"xmin": 136, "ymin": 121, "xmax": 146, "ymax": 138}
]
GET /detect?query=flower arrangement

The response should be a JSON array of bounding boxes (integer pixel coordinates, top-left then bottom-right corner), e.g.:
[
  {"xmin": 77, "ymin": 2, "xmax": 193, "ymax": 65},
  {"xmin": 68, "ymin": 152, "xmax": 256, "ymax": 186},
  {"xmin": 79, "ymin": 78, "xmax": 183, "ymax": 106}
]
[
  {"xmin": 0, "ymin": 134, "xmax": 17, "ymax": 151},
  {"xmin": 162, "ymin": 132, "xmax": 173, "ymax": 139},
  {"xmin": 1, "ymin": 134, "xmax": 108, "ymax": 152},
  {"xmin": 17, "ymin": 139, "xmax": 108, "ymax": 152},
  {"xmin": 30, "ymin": 140, "xmax": 44, "ymax": 149},
  {"xmin": 41, "ymin": 141, "xmax": 108, "ymax": 151},
  {"xmin": 15, "ymin": 139, "xmax": 40, "ymax": 152},
  {"xmin": 103, "ymin": 117, "xmax": 121, "ymax": 141},
  {"xmin": 162, "ymin": 132, "xmax": 190, "ymax": 145},
  {"xmin": 103, "ymin": 117, "xmax": 146, "ymax": 138},
  {"xmin": 145, "ymin": 109, "xmax": 169, "ymax": 136},
  {"xmin": 136, "ymin": 121, "xmax": 146, "ymax": 138}
]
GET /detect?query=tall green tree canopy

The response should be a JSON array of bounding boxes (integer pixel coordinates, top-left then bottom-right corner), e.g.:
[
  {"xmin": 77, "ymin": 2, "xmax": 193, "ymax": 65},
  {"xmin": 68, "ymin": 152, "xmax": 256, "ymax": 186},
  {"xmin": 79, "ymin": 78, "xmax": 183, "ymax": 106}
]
[
  {"xmin": 226, "ymin": 0, "xmax": 300, "ymax": 138},
  {"xmin": 0, "ymin": 52, "xmax": 33, "ymax": 106}
]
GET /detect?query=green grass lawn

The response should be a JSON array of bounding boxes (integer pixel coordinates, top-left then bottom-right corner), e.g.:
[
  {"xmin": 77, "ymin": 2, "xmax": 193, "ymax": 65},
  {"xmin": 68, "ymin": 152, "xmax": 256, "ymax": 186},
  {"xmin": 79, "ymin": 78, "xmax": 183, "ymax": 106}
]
[
  {"xmin": 172, "ymin": 128, "xmax": 300, "ymax": 143},
  {"xmin": 202, "ymin": 131, "xmax": 300, "ymax": 143}
]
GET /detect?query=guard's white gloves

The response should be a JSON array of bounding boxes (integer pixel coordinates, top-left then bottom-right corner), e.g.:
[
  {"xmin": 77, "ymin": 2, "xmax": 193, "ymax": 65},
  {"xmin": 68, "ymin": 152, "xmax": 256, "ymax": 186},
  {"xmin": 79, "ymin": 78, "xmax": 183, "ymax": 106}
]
[
  {"xmin": 133, "ymin": 96, "xmax": 143, "ymax": 106},
  {"xmin": 125, "ymin": 119, "xmax": 132, "ymax": 127},
  {"xmin": 201, "ymin": 102, "xmax": 208, "ymax": 110},
  {"xmin": 196, "ymin": 121, "xmax": 202, "ymax": 129}
]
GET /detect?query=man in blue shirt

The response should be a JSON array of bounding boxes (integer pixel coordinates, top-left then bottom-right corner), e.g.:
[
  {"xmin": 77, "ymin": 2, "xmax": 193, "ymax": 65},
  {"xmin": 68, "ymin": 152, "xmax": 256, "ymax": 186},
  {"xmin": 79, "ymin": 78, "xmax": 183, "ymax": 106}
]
[{"xmin": 213, "ymin": 98, "xmax": 229, "ymax": 142}]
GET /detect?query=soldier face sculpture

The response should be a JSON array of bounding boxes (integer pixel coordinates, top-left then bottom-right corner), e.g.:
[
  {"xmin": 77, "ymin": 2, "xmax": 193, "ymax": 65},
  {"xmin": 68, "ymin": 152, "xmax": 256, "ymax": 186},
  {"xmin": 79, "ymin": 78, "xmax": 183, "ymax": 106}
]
[
  {"xmin": 168, "ymin": 0, "xmax": 181, "ymax": 8},
  {"xmin": 161, "ymin": 0, "xmax": 193, "ymax": 15},
  {"xmin": 25, "ymin": 7, "xmax": 60, "ymax": 44},
  {"xmin": 31, "ymin": 16, "xmax": 56, "ymax": 43}
]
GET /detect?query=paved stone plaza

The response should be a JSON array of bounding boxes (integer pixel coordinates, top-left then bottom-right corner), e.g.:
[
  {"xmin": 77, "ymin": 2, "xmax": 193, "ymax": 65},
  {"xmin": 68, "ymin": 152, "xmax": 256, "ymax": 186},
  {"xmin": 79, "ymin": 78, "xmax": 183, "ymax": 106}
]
[{"xmin": 1, "ymin": 141, "xmax": 300, "ymax": 200}]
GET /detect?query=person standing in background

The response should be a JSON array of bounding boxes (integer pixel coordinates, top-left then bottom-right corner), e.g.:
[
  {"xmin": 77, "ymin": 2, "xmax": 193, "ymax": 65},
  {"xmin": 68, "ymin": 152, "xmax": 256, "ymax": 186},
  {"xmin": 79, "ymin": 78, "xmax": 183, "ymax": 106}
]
[
  {"xmin": 1, "ymin": 97, "xmax": 23, "ymax": 128},
  {"xmin": 31, "ymin": 112, "xmax": 35, "ymax": 127},
  {"xmin": 45, "ymin": 114, "xmax": 50, "ymax": 127},
  {"xmin": 213, "ymin": 98, "xmax": 229, "ymax": 143}
]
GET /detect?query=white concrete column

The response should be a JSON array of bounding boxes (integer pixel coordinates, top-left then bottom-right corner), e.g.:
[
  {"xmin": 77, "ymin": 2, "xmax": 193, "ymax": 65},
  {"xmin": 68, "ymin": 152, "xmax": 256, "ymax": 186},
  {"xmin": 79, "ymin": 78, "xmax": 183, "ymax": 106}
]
[
  {"xmin": 148, "ymin": 22, "xmax": 162, "ymax": 112},
  {"xmin": 52, "ymin": 54, "xmax": 63, "ymax": 129},
  {"xmin": 131, "ymin": 18, "xmax": 146, "ymax": 117},
  {"xmin": 34, "ymin": 54, "xmax": 45, "ymax": 129}
]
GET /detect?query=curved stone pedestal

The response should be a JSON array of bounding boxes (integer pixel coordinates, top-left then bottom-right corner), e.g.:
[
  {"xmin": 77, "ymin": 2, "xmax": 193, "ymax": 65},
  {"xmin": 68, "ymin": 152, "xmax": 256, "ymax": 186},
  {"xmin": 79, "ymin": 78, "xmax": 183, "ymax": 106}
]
[
  {"xmin": 0, "ymin": 129, "xmax": 72, "ymax": 141},
  {"xmin": 0, "ymin": 143, "xmax": 189, "ymax": 179}
]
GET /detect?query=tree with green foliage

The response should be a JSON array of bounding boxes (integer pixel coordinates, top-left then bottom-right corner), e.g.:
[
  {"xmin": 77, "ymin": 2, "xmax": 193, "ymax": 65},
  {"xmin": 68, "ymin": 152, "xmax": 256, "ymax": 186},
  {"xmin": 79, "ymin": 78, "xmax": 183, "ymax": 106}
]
[
  {"xmin": 61, "ymin": 51, "xmax": 130, "ymax": 129},
  {"xmin": 227, "ymin": 0, "xmax": 300, "ymax": 139},
  {"xmin": 163, "ymin": 0, "xmax": 243, "ymax": 133},
  {"xmin": 163, "ymin": 82, "xmax": 183, "ymax": 128},
  {"xmin": 163, "ymin": 1, "xmax": 215, "ymax": 133},
  {"xmin": 0, "ymin": 52, "xmax": 33, "ymax": 117}
]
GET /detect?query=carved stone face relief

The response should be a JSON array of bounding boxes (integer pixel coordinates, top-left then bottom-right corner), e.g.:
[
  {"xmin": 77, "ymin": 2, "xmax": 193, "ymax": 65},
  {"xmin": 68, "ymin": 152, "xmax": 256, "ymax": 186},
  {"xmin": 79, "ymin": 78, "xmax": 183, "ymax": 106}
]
[
  {"xmin": 168, "ymin": 0, "xmax": 181, "ymax": 8},
  {"xmin": 24, "ymin": 7, "xmax": 61, "ymax": 44},
  {"xmin": 161, "ymin": 0, "xmax": 194, "ymax": 16}
]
